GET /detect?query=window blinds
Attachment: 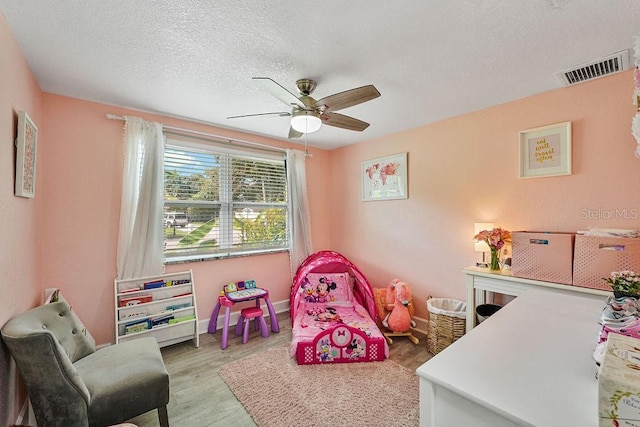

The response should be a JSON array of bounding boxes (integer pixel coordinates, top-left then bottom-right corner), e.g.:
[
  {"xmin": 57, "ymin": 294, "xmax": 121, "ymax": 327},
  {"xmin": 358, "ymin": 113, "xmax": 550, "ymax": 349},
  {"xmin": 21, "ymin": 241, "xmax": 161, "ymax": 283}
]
[{"xmin": 163, "ymin": 138, "xmax": 288, "ymax": 261}]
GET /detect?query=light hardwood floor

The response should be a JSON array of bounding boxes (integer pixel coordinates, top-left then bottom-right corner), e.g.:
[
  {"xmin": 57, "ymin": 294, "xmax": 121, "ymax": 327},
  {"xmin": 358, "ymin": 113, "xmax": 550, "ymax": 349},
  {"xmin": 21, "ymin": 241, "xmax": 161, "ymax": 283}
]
[{"xmin": 128, "ymin": 313, "xmax": 431, "ymax": 427}]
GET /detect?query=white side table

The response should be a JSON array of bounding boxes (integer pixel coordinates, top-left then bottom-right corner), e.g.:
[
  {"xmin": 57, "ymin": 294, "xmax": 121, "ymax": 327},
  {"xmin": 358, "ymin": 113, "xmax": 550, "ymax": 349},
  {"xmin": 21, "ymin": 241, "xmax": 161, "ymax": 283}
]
[{"xmin": 464, "ymin": 266, "xmax": 610, "ymax": 332}]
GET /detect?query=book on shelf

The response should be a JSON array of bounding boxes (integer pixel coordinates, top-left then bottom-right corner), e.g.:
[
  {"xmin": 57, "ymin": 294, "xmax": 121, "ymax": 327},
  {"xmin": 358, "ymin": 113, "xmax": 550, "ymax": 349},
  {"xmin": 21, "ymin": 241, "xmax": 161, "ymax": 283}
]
[
  {"xmin": 149, "ymin": 314, "xmax": 174, "ymax": 328},
  {"xmin": 173, "ymin": 292, "xmax": 193, "ymax": 298},
  {"xmin": 124, "ymin": 320, "xmax": 149, "ymax": 335},
  {"xmin": 143, "ymin": 280, "xmax": 165, "ymax": 290},
  {"xmin": 119, "ymin": 294, "xmax": 152, "ymax": 307},
  {"xmin": 168, "ymin": 315, "xmax": 196, "ymax": 325},
  {"xmin": 141, "ymin": 278, "xmax": 191, "ymax": 290},
  {"xmin": 165, "ymin": 279, "xmax": 190, "ymax": 286},
  {"xmin": 166, "ymin": 302, "xmax": 191, "ymax": 311},
  {"xmin": 120, "ymin": 309, "xmax": 149, "ymax": 320}
]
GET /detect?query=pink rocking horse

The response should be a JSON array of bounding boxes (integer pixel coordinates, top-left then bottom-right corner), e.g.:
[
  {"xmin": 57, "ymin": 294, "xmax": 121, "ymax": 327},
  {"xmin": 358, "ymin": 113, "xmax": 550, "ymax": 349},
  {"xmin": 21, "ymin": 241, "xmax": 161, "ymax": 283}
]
[{"xmin": 381, "ymin": 279, "xmax": 419, "ymax": 345}]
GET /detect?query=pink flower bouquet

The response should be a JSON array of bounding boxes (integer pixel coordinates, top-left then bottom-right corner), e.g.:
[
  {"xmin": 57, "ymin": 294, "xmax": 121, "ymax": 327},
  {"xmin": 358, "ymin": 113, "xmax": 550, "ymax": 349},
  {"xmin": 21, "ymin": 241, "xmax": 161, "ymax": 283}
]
[{"xmin": 474, "ymin": 227, "xmax": 512, "ymax": 270}]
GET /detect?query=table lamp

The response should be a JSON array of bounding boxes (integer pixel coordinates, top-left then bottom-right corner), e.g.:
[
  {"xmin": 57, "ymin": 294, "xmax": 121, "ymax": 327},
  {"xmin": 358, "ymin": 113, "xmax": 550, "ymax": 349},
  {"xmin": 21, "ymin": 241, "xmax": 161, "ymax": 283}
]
[{"xmin": 474, "ymin": 222, "xmax": 494, "ymax": 268}]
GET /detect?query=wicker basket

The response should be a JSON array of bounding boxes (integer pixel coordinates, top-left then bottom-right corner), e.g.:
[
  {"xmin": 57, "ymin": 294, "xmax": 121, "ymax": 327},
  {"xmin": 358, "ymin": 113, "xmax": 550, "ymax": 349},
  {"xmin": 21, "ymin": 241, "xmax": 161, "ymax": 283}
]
[{"xmin": 426, "ymin": 297, "xmax": 466, "ymax": 355}]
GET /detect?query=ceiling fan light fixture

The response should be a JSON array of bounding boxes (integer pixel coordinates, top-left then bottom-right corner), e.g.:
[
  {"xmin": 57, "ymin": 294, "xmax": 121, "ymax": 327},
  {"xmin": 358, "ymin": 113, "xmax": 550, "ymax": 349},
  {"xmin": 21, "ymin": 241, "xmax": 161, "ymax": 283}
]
[{"xmin": 290, "ymin": 110, "xmax": 322, "ymax": 134}]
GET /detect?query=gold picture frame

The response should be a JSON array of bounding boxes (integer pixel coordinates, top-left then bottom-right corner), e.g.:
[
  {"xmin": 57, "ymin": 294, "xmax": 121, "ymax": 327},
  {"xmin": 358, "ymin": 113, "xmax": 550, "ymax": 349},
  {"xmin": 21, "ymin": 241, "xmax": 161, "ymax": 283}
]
[{"xmin": 15, "ymin": 111, "xmax": 38, "ymax": 198}]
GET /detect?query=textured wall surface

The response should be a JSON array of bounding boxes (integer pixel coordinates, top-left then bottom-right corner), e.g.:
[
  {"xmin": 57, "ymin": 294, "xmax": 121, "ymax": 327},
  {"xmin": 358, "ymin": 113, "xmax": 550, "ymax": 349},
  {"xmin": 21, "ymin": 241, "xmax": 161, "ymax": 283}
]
[{"xmin": 0, "ymin": 13, "xmax": 43, "ymax": 426}]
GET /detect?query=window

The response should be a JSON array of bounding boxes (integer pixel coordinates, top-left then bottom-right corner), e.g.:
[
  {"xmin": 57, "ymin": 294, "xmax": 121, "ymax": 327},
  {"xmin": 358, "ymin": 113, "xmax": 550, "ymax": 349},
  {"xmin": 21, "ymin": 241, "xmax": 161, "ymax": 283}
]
[{"xmin": 163, "ymin": 137, "xmax": 288, "ymax": 262}]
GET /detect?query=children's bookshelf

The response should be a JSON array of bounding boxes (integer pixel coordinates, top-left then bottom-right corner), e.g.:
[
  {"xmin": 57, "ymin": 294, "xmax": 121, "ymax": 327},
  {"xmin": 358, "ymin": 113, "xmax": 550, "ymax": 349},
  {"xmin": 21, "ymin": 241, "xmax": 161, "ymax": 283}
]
[{"xmin": 114, "ymin": 270, "xmax": 199, "ymax": 348}]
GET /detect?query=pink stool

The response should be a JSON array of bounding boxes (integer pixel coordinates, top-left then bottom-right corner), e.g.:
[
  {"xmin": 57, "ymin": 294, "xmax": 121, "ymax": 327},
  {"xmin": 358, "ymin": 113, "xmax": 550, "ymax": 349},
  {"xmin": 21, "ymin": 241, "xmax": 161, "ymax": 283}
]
[{"xmin": 235, "ymin": 306, "xmax": 269, "ymax": 344}]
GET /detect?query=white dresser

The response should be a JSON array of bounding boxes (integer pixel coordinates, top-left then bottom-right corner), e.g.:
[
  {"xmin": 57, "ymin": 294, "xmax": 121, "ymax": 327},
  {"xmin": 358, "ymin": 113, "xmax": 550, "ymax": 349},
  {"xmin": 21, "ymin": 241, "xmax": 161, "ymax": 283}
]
[{"xmin": 416, "ymin": 288, "xmax": 607, "ymax": 426}]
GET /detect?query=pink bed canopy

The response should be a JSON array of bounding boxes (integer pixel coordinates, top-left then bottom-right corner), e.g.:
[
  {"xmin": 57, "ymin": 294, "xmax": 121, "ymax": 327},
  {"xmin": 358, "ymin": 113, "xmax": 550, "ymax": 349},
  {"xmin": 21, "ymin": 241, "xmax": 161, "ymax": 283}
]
[{"xmin": 290, "ymin": 251, "xmax": 377, "ymax": 322}]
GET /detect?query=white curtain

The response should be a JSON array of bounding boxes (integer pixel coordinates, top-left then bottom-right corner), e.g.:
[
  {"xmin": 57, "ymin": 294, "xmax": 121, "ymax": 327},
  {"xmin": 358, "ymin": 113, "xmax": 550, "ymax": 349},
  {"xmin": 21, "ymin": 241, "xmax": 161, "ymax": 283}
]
[
  {"xmin": 116, "ymin": 116, "xmax": 165, "ymax": 279},
  {"xmin": 286, "ymin": 148, "xmax": 313, "ymax": 276},
  {"xmin": 633, "ymin": 113, "xmax": 640, "ymax": 156}
]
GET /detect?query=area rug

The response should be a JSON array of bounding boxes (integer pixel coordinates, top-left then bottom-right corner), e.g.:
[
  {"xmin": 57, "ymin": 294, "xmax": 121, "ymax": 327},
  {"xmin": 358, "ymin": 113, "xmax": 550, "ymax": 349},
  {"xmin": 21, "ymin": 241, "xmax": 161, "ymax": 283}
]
[{"xmin": 219, "ymin": 346, "xmax": 419, "ymax": 427}]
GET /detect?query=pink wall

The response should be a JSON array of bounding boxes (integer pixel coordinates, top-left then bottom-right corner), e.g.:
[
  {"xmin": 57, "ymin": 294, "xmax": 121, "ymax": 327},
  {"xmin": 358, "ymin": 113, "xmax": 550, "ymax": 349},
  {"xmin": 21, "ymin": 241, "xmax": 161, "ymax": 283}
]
[
  {"xmin": 0, "ymin": 14, "xmax": 43, "ymax": 425},
  {"xmin": 329, "ymin": 70, "xmax": 639, "ymax": 321},
  {"xmin": 39, "ymin": 94, "xmax": 332, "ymax": 346}
]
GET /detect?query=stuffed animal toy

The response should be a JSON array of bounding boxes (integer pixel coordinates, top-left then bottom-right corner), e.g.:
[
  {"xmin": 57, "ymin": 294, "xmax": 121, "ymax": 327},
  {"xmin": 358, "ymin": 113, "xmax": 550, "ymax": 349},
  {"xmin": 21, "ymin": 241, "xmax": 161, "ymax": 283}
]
[
  {"xmin": 382, "ymin": 279, "xmax": 416, "ymax": 333},
  {"xmin": 382, "ymin": 279, "xmax": 399, "ymax": 328}
]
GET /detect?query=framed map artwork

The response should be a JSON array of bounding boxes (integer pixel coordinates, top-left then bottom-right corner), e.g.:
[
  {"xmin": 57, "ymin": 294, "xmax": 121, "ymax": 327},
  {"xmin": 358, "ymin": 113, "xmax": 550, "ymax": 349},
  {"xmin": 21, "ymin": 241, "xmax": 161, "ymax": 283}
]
[{"xmin": 362, "ymin": 152, "xmax": 408, "ymax": 201}]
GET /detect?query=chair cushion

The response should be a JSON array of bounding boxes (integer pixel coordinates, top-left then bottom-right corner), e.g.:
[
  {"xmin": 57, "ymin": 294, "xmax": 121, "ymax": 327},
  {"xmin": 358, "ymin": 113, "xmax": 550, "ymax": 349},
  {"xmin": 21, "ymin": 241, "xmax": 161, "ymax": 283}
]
[
  {"xmin": 74, "ymin": 337, "xmax": 169, "ymax": 427},
  {"xmin": 2, "ymin": 301, "xmax": 95, "ymax": 363},
  {"xmin": 46, "ymin": 292, "xmax": 97, "ymax": 359}
]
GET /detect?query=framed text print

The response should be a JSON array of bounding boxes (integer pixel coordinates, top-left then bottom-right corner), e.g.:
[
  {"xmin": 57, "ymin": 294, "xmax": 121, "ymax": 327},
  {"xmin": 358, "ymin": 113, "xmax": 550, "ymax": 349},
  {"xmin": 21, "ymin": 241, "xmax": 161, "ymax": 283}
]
[
  {"xmin": 519, "ymin": 121, "xmax": 571, "ymax": 179},
  {"xmin": 362, "ymin": 152, "xmax": 408, "ymax": 201},
  {"xmin": 15, "ymin": 111, "xmax": 38, "ymax": 198}
]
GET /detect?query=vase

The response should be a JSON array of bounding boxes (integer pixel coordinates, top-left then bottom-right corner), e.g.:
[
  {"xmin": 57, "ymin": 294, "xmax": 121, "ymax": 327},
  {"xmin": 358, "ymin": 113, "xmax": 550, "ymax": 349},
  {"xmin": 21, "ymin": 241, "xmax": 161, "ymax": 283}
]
[
  {"xmin": 489, "ymin": 248, "xmax": 501, "ymax": 271},
  {"xmin": 613, "ymin": 290, "xmax": 640, "ymax": 299}
]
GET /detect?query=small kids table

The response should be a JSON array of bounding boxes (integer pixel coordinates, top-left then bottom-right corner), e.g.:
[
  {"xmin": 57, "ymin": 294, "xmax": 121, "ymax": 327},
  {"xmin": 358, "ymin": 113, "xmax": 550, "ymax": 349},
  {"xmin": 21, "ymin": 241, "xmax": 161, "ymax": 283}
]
[{"xmin": 208, "ymin": 280, "xmax": 279, "ymax": 349}]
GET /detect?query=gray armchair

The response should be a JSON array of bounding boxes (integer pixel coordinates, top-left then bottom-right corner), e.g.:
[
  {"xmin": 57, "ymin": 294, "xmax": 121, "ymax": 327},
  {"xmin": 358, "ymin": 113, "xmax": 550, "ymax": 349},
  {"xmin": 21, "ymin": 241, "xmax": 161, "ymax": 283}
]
[{"xmin": 1, "ymin": 300, "xmax": 170, "ymax": 427}]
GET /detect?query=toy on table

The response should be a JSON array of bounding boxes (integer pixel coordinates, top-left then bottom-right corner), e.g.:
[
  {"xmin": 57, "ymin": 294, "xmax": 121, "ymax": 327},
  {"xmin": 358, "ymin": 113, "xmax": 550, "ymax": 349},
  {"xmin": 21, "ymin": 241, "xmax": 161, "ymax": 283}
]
[
  {"xmin": 223, "ymin": 279, "xmax": 267, "ymax": 302},
  {"xmin": 209, "ymin": 279, "xmax": 280, "ymax": 349}
]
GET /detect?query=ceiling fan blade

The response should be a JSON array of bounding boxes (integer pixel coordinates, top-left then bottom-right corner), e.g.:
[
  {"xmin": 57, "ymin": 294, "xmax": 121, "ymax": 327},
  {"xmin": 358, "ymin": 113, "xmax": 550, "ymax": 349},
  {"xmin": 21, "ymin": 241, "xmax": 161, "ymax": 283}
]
[
  {"xmin": 227, "ymin": 111, "xmax": 291, "ymax": 119},
  {"xmin": 288, "ymin": 127, "xmax": 303, "ymax": 139},
  {"xmin": 253, "ymin": 77, "xmax": 305, "ymax": 109},
  {"xmin": 315, "ymin": 85, "xmax": 380, "ymax": 112},
  {"xmin": 321, "ymin": 112, "xmax": 370, "ymax": 131}
]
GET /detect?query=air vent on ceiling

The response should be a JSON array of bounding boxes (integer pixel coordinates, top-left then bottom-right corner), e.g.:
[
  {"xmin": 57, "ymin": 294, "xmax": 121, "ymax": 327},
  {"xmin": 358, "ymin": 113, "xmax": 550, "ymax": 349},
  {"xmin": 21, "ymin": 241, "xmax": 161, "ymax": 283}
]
[{"xmin": 557, "ymin": 50, "xmax": 631, "ymax": 86}]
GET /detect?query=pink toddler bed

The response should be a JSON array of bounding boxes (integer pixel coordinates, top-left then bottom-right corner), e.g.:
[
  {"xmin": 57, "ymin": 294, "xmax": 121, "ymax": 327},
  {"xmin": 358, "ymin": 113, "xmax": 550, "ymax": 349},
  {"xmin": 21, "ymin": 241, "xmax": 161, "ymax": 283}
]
[{"xmin": 290, "ymin": 251, "xmax": 389, "ymax": 365}]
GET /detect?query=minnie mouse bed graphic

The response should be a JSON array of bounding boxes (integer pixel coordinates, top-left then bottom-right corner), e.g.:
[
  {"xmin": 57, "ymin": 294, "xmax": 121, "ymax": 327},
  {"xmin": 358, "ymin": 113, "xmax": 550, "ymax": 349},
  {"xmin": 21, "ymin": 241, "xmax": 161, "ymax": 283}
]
[
  {"xmin": 302, "ymin": 276, "xmax": 338, "ymax": 303},
  {"xmin": 345, "ymin": 338, "xmax": 366, "ymax": 359},
  {"xmin": 307, "ymin": 306, "xmax": 342, "ymax": 323}
]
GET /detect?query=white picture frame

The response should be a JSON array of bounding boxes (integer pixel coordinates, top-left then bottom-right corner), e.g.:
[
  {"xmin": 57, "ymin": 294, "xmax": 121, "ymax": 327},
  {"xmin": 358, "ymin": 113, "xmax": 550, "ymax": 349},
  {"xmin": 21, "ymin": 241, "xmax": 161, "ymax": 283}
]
[
  {"xmin": 362, "ymin": 152, "xmax": 408, "ymax": 201},
  {"xmin": 519, "ymin": 121, "xmax": 571, "ymax": 179},
  {"xmin": 15, "ymin": 110, "xmax": 38, "ymax": 198}
]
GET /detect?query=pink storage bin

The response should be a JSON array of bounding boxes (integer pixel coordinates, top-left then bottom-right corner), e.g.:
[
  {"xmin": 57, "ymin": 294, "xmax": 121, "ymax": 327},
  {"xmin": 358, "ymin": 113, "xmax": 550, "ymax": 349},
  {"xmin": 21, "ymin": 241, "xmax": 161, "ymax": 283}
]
[
  {"xmin": 511, "ymin": 231, "xmax": 575, "ymax": 285},
  {"xmin": 573, "ymin": 235, "xmax": 640, "ymax": 290}
]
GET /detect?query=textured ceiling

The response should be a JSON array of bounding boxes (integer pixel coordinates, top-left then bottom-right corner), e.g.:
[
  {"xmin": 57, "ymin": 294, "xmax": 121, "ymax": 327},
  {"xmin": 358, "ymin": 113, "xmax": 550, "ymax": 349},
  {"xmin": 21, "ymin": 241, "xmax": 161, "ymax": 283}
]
[{"xmin": 1, "ymin": 1, "xmax": 639, "ymax": 150}]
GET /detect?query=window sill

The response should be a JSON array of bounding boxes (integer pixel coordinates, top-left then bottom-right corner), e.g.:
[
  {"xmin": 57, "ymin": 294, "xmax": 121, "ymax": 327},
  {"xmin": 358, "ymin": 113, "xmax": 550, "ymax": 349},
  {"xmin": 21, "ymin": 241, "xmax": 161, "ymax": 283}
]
[{"xmin": 164, "ymin": 248, "xmax": 289, "ymax": 265}]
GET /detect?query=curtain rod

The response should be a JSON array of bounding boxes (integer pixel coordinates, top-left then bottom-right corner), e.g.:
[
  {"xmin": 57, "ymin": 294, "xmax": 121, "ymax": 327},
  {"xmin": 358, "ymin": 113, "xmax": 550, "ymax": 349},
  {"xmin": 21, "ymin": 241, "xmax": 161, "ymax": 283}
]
[{"xmin": 105, "ymin": 113, "xmax": 287, "ymax": 155}]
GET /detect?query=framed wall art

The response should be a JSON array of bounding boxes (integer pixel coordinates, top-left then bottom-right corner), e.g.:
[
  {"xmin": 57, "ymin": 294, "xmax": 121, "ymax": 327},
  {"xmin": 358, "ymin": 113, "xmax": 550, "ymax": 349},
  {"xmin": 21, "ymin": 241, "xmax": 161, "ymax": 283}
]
[
  {"xmin": 519, "ymin": 121, "xmax": 571, "ymax": 179},
  {"xmin": 15, "ymin": 110, "xmax": 38, "ymax": 198},
  {"xmin": 362, "ymin": 152, "xmax": 408, "ymax": 201}
]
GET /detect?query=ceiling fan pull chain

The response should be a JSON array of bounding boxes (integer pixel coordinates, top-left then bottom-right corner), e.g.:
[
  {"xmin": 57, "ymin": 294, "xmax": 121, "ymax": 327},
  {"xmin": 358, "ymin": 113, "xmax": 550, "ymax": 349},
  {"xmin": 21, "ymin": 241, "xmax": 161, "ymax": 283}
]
[{"xmin": 304, "ymin": 131, "xmax": 308, "ymax": 157}]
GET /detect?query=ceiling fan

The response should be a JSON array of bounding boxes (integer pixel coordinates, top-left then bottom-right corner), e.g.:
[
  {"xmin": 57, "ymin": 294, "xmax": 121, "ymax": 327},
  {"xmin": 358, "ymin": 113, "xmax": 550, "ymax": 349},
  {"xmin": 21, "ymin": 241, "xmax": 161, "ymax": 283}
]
[{"xmin": 228, "ymin": 77, "xmax": 381, "ymax": 139}]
